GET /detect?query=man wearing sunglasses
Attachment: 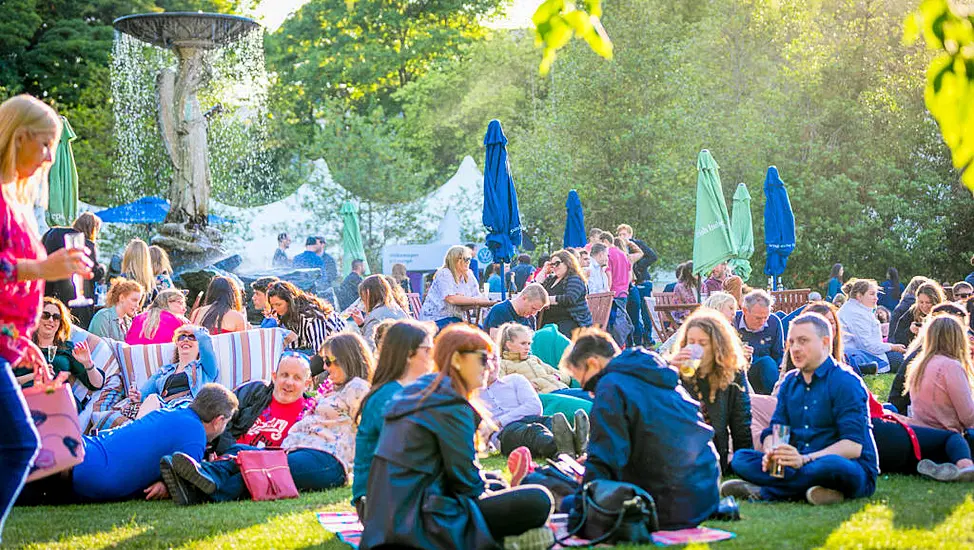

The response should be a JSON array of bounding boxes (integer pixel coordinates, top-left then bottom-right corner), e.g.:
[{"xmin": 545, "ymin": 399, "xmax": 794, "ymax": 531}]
[{"xmin": 953, "ymin": 282, "xmax": 973, "ymax": 304}]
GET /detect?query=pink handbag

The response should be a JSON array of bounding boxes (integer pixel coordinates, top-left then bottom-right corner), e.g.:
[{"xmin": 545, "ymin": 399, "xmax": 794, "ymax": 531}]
[{"xmin": 22, "ymin": 367, "xmax": 85, "ymax": 482}]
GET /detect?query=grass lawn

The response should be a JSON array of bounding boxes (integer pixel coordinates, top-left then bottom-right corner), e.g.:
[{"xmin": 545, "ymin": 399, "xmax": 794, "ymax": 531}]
[{"xmin": 6, "ymin": 375, "xmax": 974, "ymax": 549}]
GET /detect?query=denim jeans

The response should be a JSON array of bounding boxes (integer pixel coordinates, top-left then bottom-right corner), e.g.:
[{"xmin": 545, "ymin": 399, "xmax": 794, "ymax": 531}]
[
  {"xmin": 731, "ymin": 449, "xmax": 875, "ymax": 501},
  {"xmin": 633, "ymin": 281, "xmax": 655, "ymax": 345},
  {"xmin": 626, "ymin": 286, "xmax": 644, "ymax": 347},
  {"xmin": 435, "ymin": 317, "xmax": 464, "ymax": 332},
  {"xmin": 749, "ymin": 356, "xmax": 780, "ymax": 395},
  {"xmin": 207, "ymin": 448, "xmax": 347, "ymax": 502},
  {"xmin": 0, "ymin": 361, "xmax": 40, "ymax": 542}
]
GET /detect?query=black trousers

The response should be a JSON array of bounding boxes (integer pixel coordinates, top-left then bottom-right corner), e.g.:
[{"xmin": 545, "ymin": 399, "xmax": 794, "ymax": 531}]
[
  {"xmin": 873, "ymin": 419, "xmax": 971, "ymax": 474},
  {"xmin": 475, "ymin": 485, "xmax": 554, "ymax": 540},
  {"xmin": 498, "ymin": 415, "xmax": 558, "ymax": 458}
]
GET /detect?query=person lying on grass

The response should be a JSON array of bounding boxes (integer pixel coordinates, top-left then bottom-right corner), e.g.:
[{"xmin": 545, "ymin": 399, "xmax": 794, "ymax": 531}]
[
  {"xmin": 723, "ymin": 313, "xmax": 879, "ymax": 505},
  {"xmin": 16, "ymin": 384, "xmax": 237, "ymax": 505},
  {"xmin": 160, "ymin": 333, "xmax": 373, "ymax": 504}
]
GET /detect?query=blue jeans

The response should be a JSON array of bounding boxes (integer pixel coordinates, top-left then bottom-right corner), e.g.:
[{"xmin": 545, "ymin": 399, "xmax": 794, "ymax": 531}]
[
  {"xmin": 0, "ymin": 361, "xmax": 40, "ymax": 542},
  {"xmin": 634, "ymin": 282, "xmax": 655, "ymax": 345},
  {"xmin": 749, "ymin": 356, "xmax": 779, "ymax": 395},
  {"xmin": 435, "ymin": 317, "xmax": 463, "ymax": 332},
  {"xmin": 206, "ymin": 448, "xmax": 347, "ymax": 502},
  {"xmin": 731, "ymin": 449, "xmax": 875, "ymax": 501},
  {"xmin": 847, "ymin": 349, "xmax": 903, "ymax": 374},
  {"xmin": 626, "ymin": 286, "xmax": 644, "ymax": 347}
]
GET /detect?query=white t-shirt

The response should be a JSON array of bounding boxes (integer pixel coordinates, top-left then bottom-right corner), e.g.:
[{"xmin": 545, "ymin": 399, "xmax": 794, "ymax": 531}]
[{"xmin": 587, "ymin": 263, "xmax": 610, "ymax": 294}]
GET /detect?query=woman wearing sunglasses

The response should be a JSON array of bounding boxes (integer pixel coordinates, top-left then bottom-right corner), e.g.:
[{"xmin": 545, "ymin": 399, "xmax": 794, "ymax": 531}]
[
  {"xmin": 23, "ymin": 298, "xmax": 104, "ymax": 410},
  {"xmin": 129, "ymin": 324, "xmax": 218, "ymax": 419},
  {"xmin": 539, "ymin": 249, "xmax": 592, "ymax": 338},
  {"xmin": 420, "ymin": 245, "xmax": 496, "ymax": 331},
  {"xmin": 361, "ymin": 324, "xmax": 554, "ymax": 550}
]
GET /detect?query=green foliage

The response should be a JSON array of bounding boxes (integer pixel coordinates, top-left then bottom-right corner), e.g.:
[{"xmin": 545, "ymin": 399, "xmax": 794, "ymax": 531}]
[
  {"xmin": 532, "ymin": 0, "xmax": 612, "ymax": 74},
  {"xmin": 905, "ymin": 0, "xmax": 974, "ymax": 192}
]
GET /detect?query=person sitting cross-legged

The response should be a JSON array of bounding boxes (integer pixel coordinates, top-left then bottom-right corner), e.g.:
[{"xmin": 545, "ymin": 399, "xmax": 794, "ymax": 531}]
[
  {"xmin": 17, "ymin": 384, "xmax": 237, "ymax": 505},
  {"xmin": 734, "ymin": 289, "xmax": 785, "ymax": 395},
  {"xmin": 161, "ymin": 334, "xmax": 373, "ymax": 504},
  {"xmin": 723, "ymin": 313, "xmax": 878, "ymax": 506}
]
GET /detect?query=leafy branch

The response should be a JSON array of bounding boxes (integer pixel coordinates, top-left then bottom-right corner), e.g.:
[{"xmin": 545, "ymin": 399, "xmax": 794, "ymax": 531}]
[{"xmin": 532, "ymin": 0, "xmax": 613, "ymax": 74}]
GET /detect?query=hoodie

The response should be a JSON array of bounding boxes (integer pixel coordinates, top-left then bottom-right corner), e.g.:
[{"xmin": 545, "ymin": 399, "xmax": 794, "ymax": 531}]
[{"xmin": 580, "ymin": 348, "xmax": 720, "ymax": 530}]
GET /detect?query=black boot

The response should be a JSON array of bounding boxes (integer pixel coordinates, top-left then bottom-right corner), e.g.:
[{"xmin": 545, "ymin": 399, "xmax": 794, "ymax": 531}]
[{"xmin": 171, "ymin": 452, "xmax": 218, "ymax": 495}]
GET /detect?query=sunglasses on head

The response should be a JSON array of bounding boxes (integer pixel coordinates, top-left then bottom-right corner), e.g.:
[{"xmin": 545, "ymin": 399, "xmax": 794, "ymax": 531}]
[
  {"xmin": 176, "ymin": 333, "xmax": 197, "ymax": 342},
  {"xmin": 41, "ymin": 311, "xmax": 62, "ymax": 322}
]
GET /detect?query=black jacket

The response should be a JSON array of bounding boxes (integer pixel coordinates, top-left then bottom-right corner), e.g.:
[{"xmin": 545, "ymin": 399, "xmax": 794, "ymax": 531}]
[
  {"xmin": 43, "ymin": 227, "xmax": 104, "ymax": 329},
  {"xmin": 212, "ymin": 380, "xmax": 274, "ymax": 455},
  {"xmin": 630, "ymin": 238, "xmax": 659, "ymax": 284},
  {"xmin": 888, "ymin": 295, "xmax": 916, "ymax": 344},
  {"xmin": 681, "ymin": 370, "xmax": 753, "ymax": 474},
  {"xmin": 890, "ymin": 308, "xmax": 918, "ymax": 347},
  {"xmin": 360, "ymin": 373, "xmax": 498, "ymax": 550},
  {"xmin": 580, "ymin": 348, "xmax": 720, "ymax": 530}
]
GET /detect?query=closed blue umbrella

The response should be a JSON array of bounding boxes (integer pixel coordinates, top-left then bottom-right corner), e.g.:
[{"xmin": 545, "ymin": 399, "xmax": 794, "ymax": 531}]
[
  {"xmin": 482, "ymin": 119, "xmax": 522, "ymax": 300},
  {"xmin": 96, "ymin": 196, "xmax": 230, "ymax": 225},
  {"xmin": 563, "ymin": 189, "xmax": 586, "ymax": 248},
  {"xmin": 763, "ymin": 166, "xmax": 795, "ymax": 290}
]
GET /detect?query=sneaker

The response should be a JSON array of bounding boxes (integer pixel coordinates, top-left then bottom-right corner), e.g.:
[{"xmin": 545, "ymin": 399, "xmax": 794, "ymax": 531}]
[
  {"xmin": 573, "ymin": 409, "xmax": 590, "ymax": 457},
  {"xmin": 503, "ymin": 526, "xmax": 555, "ymax": 550},
  {"xmin": 917, "ymin": 459, "xmax": 961, "ymax": 482},
  {"xmin": 550, "ymin": 413, "xmax": 576, "ymax": 459},
  {"xmin": 160, "ymin": 456, "xmax": 200, "ymax": 506},
  {"xmin": 956, "ymin": 466, "xmax": 974, "ymax": 483},
  {"xmin": 805, "ymin": 486, "xmax": 845, "ymax": 505},
  {"xmin": 719, "ymin": 479, "xmax": 763, "ymax": 501},
  {"xmin": 171, "ymin": 452, "xmax": 217, "ymax": 495},
  {"xmin": 508, "ymin": 446, "xmax": 536, "ymax": 487},
  {"xmin": 858, "ymin": 362, "xmax": 879, "ymax": 375}
]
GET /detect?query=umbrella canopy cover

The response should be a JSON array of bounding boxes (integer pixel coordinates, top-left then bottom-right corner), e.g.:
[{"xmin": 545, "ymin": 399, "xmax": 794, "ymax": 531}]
[
  {"xmin": 763, "ymin": 166, "xmax": 796, "ymax": 278},
  {"xmin": 728, "ymin": 183, "xmax": 754, "ymax": 281},
  {"xmin": 563, "ymin": 189, "xmax": 586, "ymax": 248},
  {"xmin": 482, "ymin": 119, "xmax": 522, "ymax": 263},
  {"xmin": 692, "ymin": 150, "xmax": 737, "ymax": 277},
  {"xmin": 340, "ymin": 200, "xmax": 370, "ymax": 276},
  {"xmin": 47, "ymin": 117, "xmax": 79, "ymax": 226},
  {"xmin": 95, "ymin": 196, "xmax": 231, "ymax": 225}
]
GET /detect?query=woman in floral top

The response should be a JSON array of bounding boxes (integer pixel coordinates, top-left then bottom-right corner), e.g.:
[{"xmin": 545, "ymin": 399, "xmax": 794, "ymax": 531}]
[
  {"xmin": 0, "ymin": 95, "xmax": 92, "ymax": 543},
  {"xmin": 420, "ymin": 245, "xmax": 495, "ymax": 331}
]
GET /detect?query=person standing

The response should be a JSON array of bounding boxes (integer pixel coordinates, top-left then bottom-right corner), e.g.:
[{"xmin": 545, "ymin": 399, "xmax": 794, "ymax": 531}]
[
  {"xmin": 337, "ymin": 259, "xmax": 366, "ymax": 311},
  {"xmin": 0, "ymin": 94, "xmax": 92, "ymax": 542},
  {"xmin": 585, "ymin": 244, "xmax": 611, "ymax": 294},
  {"xmin": 878, "ymin": 267, "xmax": 904, "ymax": 312},
  {"xmin": 292, "ymin": 237, "xmax": 326, "ymax": 271},
  {"xmin": 723, "ymin": 313, "xmax": 878, "ymax": 506},
  {"xmin": 600, "ymin": 232, "xmax": 639, "ymax": 346},
  {"xmin": 511, "ymin": 255, "xmax": 535, "ymax": 292},
  {"xmin": 42, "ymin": 212, "xmax": 105, "ymax": 329},
  {"xmin": 272, "ymin": 232, "xmax": 291, "ymax": 268},
  {"xmin": 317, "ymin": 236, "xmax": 340, "ymax": 288},
  {"xmin": 618, "ymin": 224, "xmax": 658, "ymax": 346},
  {"xmin": 826, "ymin": 263, "xmax": 844, "ymax": 301}
]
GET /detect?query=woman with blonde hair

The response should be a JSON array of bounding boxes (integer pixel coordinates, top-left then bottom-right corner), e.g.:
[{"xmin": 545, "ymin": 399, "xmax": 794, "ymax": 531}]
[
  {"xmin": 905, "ymin": 316, "xmax": 974, "ymax": 434},
  {"xmin": 121, "ymin": 239, "xmax": 156, "ymax": 304},
  {"xmin": 670, "ymin": 308, "xmax": 752, "ymax": 473},
  {"xmin": 149, "ymin": 245, "xmax": 175, "ymax": 296},
  {"xmin": 88, "ymin": 277, "xmax": 144, "ymax": 341},
  {"xmin": 349, "ymin": 275, "xmax": 408, "ymax": 351},
  {"xmin": 539, "ymin": 249, "xmax": 592, "ymax": 337},
  {"xmin": 891, "ymin": 281, "xmax": 947, "ymax": 347},
  {"xmin": 419, "ymin": 245, "xmax": 495, "ymax": 331},
  {"xmin": 126, "ymin": 289, "xmax": 189, "ymax": 345},
  {"xmin": 391, "ymin": 262, "xmax": 411, "ymax": 293}
]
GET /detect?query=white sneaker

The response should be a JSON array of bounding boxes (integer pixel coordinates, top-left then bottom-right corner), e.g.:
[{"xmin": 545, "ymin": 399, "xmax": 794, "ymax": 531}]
[{"xmin": 917, "ymin": 459, "xmax": 961, "ymax": 482}]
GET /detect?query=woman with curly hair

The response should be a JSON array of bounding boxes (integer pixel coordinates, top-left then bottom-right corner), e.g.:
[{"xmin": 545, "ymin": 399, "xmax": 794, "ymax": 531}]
[
  {"xmin": 670, "ymin": 308, "xmax": 752, "ymax": 473},
  {"xmin": 267, "ymin": 280, "xmax": 347, "ymax": 376}
]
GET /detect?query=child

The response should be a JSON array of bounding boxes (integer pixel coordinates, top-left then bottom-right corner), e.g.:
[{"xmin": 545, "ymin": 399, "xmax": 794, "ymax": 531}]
[
  {"xmin": 498, "ymin": 323, "xmax": 570, "ymax": 393},
  {"xmin": 876, "ymin": 306, "xmax": 891, "ymax": 341}
]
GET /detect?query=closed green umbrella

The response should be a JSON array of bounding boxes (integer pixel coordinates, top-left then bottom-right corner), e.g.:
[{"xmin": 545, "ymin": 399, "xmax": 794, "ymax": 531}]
[
  {"xmin": 728, "ymin": 182, "xmax": 754, "ymax": 281},
  {"xmin": 692, "ymin": 150, "xmax": 737, "ymax": 278},
  {"xmin": 47, "ymin": 116, "xmax": 78, "ymax": 226},
  {"xmin": 340, "ymin": 200, "xmax": 370, "ymax": 276}
]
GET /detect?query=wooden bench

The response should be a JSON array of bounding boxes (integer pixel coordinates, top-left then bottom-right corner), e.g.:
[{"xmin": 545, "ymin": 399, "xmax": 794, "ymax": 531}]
[
  {"xmin": 586, "ymin": 292, "xmax": 614, "ymax": 329},
  {"xmin": 770, "ymin": 289, "xmax": 811, "ymax": 314}
]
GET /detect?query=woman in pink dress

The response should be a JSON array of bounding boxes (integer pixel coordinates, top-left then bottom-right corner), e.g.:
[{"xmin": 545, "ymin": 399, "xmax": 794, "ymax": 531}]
[
  {"xmin": 0, "ymin": 95, "xmax": 91, "ymax": 542},
  {"xmin": 126, "ymin": 289, "xmax": 190, "ymax": 345}
]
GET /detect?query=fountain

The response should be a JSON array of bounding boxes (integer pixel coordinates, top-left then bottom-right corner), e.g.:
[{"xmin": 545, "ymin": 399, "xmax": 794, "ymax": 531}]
[{"xmin": 112, "ymin": 12, "xmax": 261, "ymax": 261}]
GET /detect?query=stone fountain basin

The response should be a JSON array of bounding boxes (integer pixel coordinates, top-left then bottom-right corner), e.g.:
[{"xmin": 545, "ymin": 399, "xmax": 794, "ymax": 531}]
[{"xmin": 113, "ymin": 12, "xmax": 259, "ymax": 50}]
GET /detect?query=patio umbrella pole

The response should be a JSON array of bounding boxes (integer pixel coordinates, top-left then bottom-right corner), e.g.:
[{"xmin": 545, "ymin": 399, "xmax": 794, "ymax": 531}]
[{"xmin": 500, "ymin": 263, "xmax": 506, "ymax": 301}]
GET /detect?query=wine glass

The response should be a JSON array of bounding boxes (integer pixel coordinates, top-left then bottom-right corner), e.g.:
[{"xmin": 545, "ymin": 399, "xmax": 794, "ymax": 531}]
[{"xmin": 64, "ymin": 232, "xmax": 93, "ymax": 307}]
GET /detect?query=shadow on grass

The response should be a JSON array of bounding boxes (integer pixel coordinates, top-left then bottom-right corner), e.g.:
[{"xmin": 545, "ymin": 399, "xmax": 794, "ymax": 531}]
[{"xmin": 5, "ymin": 489, "xmax": 352, "ymax": 550}]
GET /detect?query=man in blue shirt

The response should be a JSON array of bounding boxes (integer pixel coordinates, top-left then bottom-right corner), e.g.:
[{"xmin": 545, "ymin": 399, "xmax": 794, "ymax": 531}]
[
  {"xmin": 292, "ymin": 237, "xmax": 326, "ymax": 270},
  {"xmin": 483, "ymin": 283, "xmax": 549, "ymax": 338},
  {"xmin": 511, "ymin": 254, "xmax": 535, "ymax": 292},
  {"xmin": 734, "ymin": 289, "xmax": 785, "ymax": 395},
  {"xmin": 19, "ymin": 384, "xmax": 237, "ymax": 504},
  {"xmin": 317, "ymin": 236, "xmax": 339, "ymax": 287},
  {"xmin": 723, "ymin": 313, "xmax": 878, "ymax": 505}
]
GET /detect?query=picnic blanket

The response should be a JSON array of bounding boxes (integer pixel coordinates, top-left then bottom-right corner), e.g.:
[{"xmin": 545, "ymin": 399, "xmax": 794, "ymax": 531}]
[{"xmin": 317, "ymin": 512, "xmax": 735, "ymax": 548}]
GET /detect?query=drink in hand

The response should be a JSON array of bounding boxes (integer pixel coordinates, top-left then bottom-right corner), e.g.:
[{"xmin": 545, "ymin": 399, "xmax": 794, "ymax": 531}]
[
  {"xmin": 769, "ymin": 423, "xmax": 791, "ymax": 478},
  {"xmin": 680, "ymin": 343, "xmax": 704, "ymax": 377}
]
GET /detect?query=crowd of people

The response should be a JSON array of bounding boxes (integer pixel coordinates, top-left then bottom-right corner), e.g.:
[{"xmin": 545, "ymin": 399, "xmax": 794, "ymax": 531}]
[{"xmin": 5, "ymin": 92, "xmax": 974, "ymax": 549}]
